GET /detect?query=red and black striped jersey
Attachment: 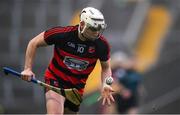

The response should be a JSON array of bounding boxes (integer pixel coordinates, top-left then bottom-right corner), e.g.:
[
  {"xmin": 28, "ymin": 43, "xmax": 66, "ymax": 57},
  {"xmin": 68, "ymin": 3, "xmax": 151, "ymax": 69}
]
[{"xmin": 44, "ymin": 25, "xmax": 110, "ymax": 95}]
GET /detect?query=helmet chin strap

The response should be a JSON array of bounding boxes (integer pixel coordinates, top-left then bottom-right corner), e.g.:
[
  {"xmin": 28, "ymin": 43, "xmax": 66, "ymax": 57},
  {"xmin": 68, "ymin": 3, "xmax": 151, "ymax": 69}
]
[{"xmin": 78, "ymin": 25, "xmax": 89, "ymax": 41}]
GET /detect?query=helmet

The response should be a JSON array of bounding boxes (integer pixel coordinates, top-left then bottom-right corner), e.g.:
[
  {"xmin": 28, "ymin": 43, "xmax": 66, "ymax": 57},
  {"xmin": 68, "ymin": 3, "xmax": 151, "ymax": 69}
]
[{"xmin": 80, "ymin": 7, "xmax": 107, "ymax": 32}]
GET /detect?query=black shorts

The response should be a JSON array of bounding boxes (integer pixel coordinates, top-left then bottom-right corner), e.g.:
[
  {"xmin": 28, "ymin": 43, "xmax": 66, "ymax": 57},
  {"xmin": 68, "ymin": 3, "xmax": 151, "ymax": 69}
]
[
  {"xmin": 44, "ymin": 78, "xmax": 80, "ymax": 112},
  {"xmin": 114, "ymin": 93, "xmax": 138, "ymax": 113}
]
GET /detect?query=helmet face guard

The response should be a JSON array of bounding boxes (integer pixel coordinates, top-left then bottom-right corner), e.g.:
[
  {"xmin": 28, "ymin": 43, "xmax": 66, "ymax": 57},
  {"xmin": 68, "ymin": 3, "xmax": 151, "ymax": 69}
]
[{"xmin": 86, "ymin": 21, "xmax": 107, "ymax": 33}]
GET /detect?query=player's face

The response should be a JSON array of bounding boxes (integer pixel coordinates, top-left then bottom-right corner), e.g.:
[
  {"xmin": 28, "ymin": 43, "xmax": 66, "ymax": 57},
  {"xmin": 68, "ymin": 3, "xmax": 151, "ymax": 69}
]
[{"xmin": 83, "ymin": 27, "xmax": 100, "ymax": 40}]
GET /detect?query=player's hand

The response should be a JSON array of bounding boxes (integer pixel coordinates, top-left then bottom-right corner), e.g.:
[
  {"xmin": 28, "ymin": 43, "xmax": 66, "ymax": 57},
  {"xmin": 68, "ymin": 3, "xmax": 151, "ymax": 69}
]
[
  {"xmin": 21, "ymin": 68, "xmax": 35, "ymax": 82},
  {"xmin": 98, "ymin": 84, "xmax": 115, "ymax": 106}
]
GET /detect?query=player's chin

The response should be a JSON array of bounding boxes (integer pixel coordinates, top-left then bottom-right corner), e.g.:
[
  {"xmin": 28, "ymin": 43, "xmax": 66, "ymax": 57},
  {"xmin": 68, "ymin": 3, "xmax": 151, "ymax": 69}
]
[{"xmin": 87, "ymin": 36, "xmax": 98, "ymax": 41}]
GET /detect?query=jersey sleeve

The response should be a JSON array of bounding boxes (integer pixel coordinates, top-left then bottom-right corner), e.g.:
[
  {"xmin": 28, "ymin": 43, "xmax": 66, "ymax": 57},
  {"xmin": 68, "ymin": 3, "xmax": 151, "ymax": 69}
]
[
  {"xmin": 44, "ymin": 27, "xmax": 66, "ymax": 45},
  {"xmin": 96, "ymin": 36, "xmax": 111, "ymax": 61}
]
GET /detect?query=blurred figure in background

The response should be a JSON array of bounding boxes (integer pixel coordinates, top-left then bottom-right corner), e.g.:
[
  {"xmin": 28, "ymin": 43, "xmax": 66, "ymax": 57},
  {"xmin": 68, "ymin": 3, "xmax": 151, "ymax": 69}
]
[{"xmin": 103, "ymin": 51, "xmax": 143, "ymax": 114}]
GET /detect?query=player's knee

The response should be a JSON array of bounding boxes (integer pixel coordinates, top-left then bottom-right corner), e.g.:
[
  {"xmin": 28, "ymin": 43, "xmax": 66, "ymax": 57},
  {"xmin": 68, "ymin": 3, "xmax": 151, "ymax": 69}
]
[{"xmin": 45, "ymin": 90, "xmax": 65, "ymax": 112}]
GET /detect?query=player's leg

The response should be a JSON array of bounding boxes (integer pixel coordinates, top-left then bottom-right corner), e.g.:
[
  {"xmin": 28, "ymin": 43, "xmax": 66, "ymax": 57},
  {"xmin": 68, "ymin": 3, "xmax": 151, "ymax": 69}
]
[
  {"xmin": 44, "ymin": 78, "xmax": 81, "ymax": 114},
  {"xmin": 45, "ymin": 78, "xmax": 66, "ymax": 114},
  {"xmin": 45, "ymin": 90, "xmax": 65, "ymax": 114}
]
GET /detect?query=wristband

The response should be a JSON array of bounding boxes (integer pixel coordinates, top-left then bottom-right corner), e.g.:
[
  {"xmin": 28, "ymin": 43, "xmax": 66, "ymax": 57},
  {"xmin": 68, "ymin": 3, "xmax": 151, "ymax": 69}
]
[{"xmin": 105, "ymin": 76, "xmax": 114, "ymax": 85}]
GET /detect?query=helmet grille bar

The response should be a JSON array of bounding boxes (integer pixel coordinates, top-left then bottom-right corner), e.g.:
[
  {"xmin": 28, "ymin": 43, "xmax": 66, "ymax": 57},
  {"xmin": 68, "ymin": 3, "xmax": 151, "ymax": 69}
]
[{"xmin": 91, "ymin": 18, "xmax": 104, "ymax": 21}]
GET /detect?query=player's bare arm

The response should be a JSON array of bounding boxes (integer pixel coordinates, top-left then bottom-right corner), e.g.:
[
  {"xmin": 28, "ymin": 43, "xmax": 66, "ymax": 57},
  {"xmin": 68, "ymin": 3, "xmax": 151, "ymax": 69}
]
[
  {"xmin": 101, "ymin": 59, "xmax": 112, "ymax": 82},
  {"xmin": 98, "ymin": 59, "xmax": 115, "ymax": 106},
  {"xmin": 21, "ymin": 32, "xmax": 47, "ymax": 81}
]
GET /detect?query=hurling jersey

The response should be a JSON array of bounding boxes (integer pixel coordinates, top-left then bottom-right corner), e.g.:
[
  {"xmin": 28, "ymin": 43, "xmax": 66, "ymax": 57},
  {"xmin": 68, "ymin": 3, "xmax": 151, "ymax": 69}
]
[{"xmin": 44, "ymin": 25, "xmax": 110, "ymax": 95}]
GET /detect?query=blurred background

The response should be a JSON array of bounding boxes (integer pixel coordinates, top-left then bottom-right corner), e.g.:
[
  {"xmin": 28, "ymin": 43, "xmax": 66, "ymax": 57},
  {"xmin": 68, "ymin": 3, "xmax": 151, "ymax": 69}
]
[{"xmin": 0, "ymin": 0, "xmax": 180, "ymax": 114}]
